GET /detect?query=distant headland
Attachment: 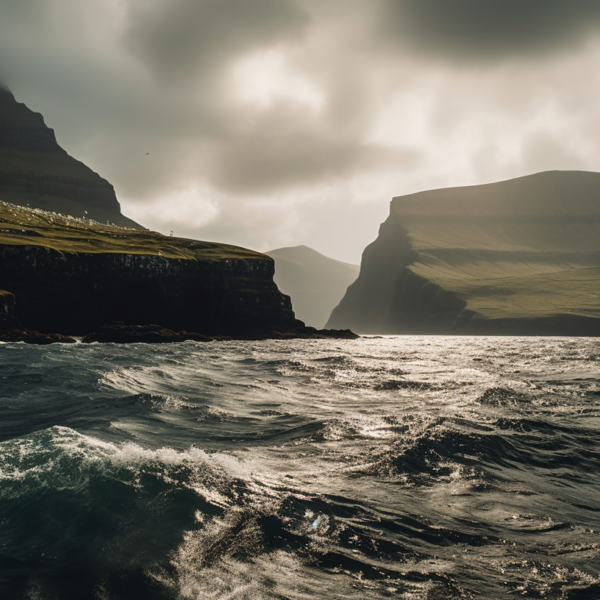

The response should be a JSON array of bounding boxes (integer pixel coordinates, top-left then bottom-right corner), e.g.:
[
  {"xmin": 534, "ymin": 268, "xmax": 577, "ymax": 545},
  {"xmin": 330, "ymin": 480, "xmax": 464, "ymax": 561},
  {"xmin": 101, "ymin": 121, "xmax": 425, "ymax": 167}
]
[
  {"xmin": 266, "ymin": 245, "xmax": 359, "ymax": 328},
  {"xmin": 0, "ymin": 89, "xmax": 357, "ymax": 343},
  {"xmin": 328, "ymin": 170, "xmax": 600, "ymax": 336}
]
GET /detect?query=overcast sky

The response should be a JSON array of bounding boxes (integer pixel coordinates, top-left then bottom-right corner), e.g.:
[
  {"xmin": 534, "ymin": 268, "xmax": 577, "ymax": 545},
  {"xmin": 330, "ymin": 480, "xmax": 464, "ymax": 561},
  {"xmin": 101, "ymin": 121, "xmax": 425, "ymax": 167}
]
[{"xmin": 2, "ymin": 0, "xmax": 600, "ymax": 263}]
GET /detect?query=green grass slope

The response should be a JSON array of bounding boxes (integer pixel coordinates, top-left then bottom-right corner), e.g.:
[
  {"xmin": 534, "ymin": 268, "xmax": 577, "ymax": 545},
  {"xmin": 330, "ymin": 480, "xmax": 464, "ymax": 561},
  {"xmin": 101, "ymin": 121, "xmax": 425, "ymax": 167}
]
[
  {"xmin": 0, "ymin": 201, "xmax": 264, "ymax": 261},
  {"xmin": 399, "ymin": 171, "xmax": 600, "ymax": 322}
]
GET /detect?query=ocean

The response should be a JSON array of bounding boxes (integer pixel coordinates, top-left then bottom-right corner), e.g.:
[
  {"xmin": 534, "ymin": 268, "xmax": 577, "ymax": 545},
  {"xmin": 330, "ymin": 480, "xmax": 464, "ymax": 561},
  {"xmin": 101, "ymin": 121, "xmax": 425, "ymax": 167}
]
[{"xmin": 1, "ymin": 336, "xmax": 599, "ymax": 599}]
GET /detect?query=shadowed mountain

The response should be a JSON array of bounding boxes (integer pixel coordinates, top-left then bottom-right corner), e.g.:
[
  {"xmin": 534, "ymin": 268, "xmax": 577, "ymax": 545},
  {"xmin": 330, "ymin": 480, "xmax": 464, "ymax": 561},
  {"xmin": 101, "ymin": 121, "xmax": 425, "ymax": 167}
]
[
  {"xmin": 266, "ymin": 245, "xmax": 359, "ymax": 328},
  {"xmin": 0, "ymin": 86, "xmax": 141, "ymax": 229},
  {"xmin": 327, "ymin": 171, "xmax": 600, "ymax": 335}
]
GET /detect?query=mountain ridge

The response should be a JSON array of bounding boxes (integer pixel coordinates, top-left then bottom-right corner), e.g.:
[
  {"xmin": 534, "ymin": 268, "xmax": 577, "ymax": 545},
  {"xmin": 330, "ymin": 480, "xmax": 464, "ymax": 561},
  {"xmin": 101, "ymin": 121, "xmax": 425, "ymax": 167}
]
[
  {"xmin": 327, "ymin": 170, "xmax": 600, "ymax": 335},
  {"xmin": 0, "ymin": 87, "xmax": 141, "ymax": 229},
  {"xmin": 266, "ymin": 245, "xmax": 359, "ymax": 328}
]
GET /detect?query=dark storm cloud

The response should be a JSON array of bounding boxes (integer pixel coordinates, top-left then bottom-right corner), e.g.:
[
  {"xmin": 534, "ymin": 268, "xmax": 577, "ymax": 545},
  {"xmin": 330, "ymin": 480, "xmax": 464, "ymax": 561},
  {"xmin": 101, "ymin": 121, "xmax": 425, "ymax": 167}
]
[
  {"xmin": 124, "ymin": 0, "xmax": 309, "ymax": 81},
  {"xmin": 378, "ymin": 0, "xmax": 600, "ymax": 59},
  {"xmin": 2, "ymin": 0, "xmax": 600, "ymax": 262},
  {"xmin": 209, "ymin": 131, "xmax": 416, "ymax": 193},
  {"xmin": 118, "ymin": 0, "xmax": 402, "ymax": 196}
]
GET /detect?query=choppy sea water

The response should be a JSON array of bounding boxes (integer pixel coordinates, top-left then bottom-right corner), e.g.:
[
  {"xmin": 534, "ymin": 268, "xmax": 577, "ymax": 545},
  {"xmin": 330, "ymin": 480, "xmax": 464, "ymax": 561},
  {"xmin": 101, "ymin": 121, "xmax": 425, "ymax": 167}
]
[{"xmin": 1, "ymin": 337, "xmax": 600, "ymax": 599}]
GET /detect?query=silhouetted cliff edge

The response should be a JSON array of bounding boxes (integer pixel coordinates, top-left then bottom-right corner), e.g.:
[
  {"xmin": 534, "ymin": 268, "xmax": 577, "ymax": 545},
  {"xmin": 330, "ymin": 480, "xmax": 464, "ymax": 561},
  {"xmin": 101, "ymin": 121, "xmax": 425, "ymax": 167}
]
[
  {"xmin": 327, "ymin": 171, "xmax": 600, "ymax": 335},
  {"xmin": 0, "ymin": 86, "xmax": 141, "ymax": 229},
  {"xmin": 0, "ymin": 202, "xmax": 354, "ymax": 340}
]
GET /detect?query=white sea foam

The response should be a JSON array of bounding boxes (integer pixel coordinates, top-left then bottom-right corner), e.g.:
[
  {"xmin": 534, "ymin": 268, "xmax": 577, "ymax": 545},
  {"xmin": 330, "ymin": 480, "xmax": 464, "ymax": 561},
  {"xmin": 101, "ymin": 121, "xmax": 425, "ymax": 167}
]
[
  {"xmin": 2, "ymin": 336, "xmax": 600, "ymax": 598},
  {"xmin": 0, "ymin": 426, "xmax": 244, "ymax": 504}
]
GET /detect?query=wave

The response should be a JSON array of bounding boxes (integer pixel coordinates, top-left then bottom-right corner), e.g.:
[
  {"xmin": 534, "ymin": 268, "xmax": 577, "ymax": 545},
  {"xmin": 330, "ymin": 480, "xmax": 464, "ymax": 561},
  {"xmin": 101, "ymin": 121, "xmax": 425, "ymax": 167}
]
[
  {"xmin": 0, "ymin": 427, "xmax": 253, "ymax": 596},
  {"xmin": 2, "ymin": 337, "xmax": 600, "ymax": 598},
  {"xmin": 0, "ymin": 427, "xmax": 455, "ymax": 599},
  {"xmin": 337, "ymin": 413, "xmax": 600, "ymax": 489}
]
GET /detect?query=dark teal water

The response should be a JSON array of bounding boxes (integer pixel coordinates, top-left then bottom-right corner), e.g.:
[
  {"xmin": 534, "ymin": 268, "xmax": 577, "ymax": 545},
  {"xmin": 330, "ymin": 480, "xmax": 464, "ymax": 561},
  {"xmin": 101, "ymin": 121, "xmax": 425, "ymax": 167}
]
[{"xmin": 1, "ymin": 337, "xmax": 600, "ymax": 599}]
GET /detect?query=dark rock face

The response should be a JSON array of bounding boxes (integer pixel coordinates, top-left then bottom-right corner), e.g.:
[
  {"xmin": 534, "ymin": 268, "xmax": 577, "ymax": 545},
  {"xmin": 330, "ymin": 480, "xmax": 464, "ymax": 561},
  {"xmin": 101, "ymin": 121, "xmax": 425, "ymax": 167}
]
[
  {"xmin": 328, "ymin": 171, "xmax": 600, "ymax": 335},
  {"xmin": 0, "ymin": 87, "xmax": 141, "ymax": 229},
  {"xmin": 0, "ymin": 245, "xmax": 299, "ymax": 336},
  {"xmin": 0, "ymin": 289, "xmax": 18, "ymax": 330}
]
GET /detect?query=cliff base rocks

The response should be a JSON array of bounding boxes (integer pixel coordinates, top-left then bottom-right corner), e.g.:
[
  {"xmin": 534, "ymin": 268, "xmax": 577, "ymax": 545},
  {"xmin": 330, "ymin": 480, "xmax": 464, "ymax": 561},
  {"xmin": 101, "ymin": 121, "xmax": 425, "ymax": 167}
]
[
  {"xmin": 82, "ymin": 324, "xmax": 358, "ymax": 343},
  {"xmin": 0, "ymin": 328, "xmax": 77, "ymax": 344}
]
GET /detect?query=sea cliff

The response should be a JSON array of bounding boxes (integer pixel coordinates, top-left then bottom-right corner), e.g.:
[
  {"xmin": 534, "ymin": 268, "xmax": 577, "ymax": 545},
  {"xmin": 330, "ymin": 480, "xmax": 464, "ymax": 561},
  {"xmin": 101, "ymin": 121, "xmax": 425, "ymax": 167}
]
[
  {"xmin": 327, "ymin": 171, "xmax": 600, "ymax": 335},
  {"xmin": 0, "ymin": 202, "xmax": 302, "ymax": 338}
]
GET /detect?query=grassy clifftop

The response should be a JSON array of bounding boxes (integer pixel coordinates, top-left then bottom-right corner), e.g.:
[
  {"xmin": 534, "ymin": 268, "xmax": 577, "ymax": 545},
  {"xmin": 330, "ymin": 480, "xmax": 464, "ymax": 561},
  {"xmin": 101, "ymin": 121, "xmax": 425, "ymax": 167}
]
[
  {"xmin": 399, "ymin": 171, "xmax": 600, "ymax": 322},
  {"xmin": 0, "ymin": 201, "xmax": 264, "ymax": 261}
]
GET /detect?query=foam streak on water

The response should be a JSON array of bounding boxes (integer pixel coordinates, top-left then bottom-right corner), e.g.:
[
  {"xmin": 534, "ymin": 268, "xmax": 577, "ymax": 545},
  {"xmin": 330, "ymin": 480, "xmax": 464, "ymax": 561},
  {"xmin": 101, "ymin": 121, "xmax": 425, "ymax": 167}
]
[{"xmin": 1, "ymin": 336, "xmax": 600, "ymax": 599}]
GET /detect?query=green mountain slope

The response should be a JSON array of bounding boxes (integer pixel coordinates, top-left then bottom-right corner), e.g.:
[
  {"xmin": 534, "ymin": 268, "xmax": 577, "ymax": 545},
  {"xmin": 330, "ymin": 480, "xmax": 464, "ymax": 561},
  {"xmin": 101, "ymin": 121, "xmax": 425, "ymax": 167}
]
[
  {"xmin": 0, "ymin": 87, "xmax": 141, "ymax": 229},
  {"xmin": 327, "ymin": 171, "xmax": 600, "ymax": 335}
]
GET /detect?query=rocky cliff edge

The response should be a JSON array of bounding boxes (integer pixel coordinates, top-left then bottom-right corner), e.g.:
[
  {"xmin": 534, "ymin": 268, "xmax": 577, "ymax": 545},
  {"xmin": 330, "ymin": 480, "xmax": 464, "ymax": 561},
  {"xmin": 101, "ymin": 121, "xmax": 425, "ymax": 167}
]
[{"xmin": 0, "ymin": 202, "xmax": 305, "ymax": 338}]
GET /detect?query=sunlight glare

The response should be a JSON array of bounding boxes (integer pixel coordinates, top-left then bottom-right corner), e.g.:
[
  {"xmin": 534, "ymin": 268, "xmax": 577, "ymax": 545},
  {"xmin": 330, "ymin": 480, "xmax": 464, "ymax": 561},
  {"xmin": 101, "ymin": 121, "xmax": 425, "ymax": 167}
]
[{"xmin": 231, "ymin": 49, "xmax": 324, "ymax": 113}]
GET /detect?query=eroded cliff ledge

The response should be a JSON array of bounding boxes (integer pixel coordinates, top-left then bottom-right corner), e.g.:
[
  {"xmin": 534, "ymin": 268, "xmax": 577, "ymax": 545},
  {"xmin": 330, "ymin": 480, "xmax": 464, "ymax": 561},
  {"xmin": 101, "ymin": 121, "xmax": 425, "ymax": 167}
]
[
  {"xmin": 0, "ymin": 202, "xmax": 301, "ymax": 337},
  {"xmin": 327, "ymin": 171, "xmax": 600, "ymax": 335},
  {"xmin": 0, "ymin": 86, "xmax": 141, "ymax": 229}
]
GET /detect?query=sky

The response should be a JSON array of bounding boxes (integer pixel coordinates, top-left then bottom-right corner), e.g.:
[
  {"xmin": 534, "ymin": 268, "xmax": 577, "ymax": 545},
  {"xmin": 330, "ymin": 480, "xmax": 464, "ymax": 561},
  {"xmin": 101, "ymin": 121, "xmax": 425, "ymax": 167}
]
[{"xmin": 2, "ymin": 0, "xmax": 600, "ymax": 263}]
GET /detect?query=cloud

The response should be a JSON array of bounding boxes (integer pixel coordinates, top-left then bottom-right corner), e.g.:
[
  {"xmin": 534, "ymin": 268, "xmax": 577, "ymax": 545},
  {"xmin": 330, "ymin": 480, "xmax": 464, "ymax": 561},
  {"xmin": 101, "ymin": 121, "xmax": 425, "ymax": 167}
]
[
  {"xmin": 377, "ymin": 0, "xmax": 600, "ymax": 60},
  {"xmin": 124, "ymin": 0, "xmax": 309, "ymax": 83},
  {"xmin": 2, "ymin": 1, "xmax": 600, "ymax": 262},
  {"xmin": 206, "ymin": 106, "xmax": 418, "ymax": 193}
]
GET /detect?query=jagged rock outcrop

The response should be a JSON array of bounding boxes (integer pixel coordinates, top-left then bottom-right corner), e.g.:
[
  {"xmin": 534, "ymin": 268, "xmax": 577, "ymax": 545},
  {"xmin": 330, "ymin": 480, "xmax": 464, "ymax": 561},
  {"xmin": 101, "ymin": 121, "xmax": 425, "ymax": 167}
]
[
  {"xmin": 266, "ymin": 245, "xmax": 359, "ymax": 328},
  {"xmin": 327, "ymin": 171, "xmax": 600, "ymax": 335},
  {"xmin": 0, "ymin": 86, "xmax": 141, "ymax": 229}
]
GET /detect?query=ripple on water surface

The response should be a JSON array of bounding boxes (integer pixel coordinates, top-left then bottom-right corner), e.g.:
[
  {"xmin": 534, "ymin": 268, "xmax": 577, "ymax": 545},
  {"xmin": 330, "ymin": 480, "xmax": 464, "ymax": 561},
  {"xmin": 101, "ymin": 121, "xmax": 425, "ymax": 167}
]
[{"xmin": 1, "ymin": 336, "xmax": 600, "ymax": 598}]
